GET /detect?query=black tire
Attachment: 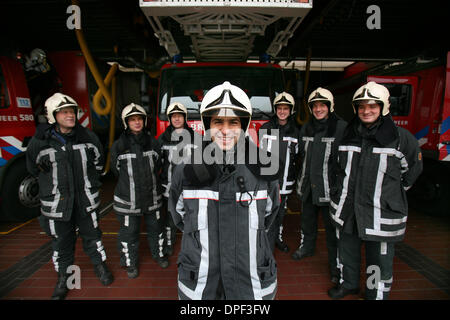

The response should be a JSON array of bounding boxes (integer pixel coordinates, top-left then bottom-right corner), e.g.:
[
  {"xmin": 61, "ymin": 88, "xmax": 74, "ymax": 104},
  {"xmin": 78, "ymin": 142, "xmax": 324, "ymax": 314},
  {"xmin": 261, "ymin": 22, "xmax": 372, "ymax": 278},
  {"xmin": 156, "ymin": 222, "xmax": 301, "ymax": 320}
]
[
  {"xmin": 407, "ymin": 160, "xmax": 450, "ymax": 217},
  {"xmin": 0, "ymin": 157, "xmax": 40, "ymax": 222}
]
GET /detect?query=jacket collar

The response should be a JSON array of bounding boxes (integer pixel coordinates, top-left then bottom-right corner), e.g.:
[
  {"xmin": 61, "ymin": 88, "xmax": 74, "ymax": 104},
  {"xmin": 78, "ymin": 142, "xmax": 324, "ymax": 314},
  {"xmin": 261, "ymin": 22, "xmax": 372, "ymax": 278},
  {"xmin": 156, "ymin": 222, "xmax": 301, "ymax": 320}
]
[{"xmin": 343, "ymin": 114, "xmax": 398, "ymax": 146}]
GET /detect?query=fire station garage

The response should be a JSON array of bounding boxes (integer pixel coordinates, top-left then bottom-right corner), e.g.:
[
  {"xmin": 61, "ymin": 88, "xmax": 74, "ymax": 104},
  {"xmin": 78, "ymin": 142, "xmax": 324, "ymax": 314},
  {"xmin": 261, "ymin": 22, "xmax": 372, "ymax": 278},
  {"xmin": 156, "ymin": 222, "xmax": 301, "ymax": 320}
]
[{"xmin": 0, "ymin": 0, "xmax": 448, "ymax": 305}]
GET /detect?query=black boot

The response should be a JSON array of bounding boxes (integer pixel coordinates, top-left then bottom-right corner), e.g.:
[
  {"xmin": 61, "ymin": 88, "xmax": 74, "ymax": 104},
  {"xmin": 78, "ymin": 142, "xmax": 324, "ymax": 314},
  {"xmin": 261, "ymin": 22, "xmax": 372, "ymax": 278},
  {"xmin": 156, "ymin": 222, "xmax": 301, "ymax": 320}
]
[
  {"xmin": 275, "ymin": 239, "xmax": 290, "ymax": 253},
  {"xmin": 126, "ymin": 265, "xmax": 139, "ymax": 279},
  {"xmin": 94, "ymin": 262, "xmax": 114, "ymax": 286},
  {"xmin": 291, "ymin": 247, "xmax": 314, "ymax": 261},
  {"xmin": 157, "ymin": 257, "xmax": 169, "ymax": 269},
  {"xmin": 51, "ymin": 272, "xmax": 69, "ymax": 300},
  {"xmin": 153, "ymin": 254, "xmax": 169, "ymax": 269},
  {"xmin": 328, "ymin": 284, "xmax": 360, "ymax": 299}
]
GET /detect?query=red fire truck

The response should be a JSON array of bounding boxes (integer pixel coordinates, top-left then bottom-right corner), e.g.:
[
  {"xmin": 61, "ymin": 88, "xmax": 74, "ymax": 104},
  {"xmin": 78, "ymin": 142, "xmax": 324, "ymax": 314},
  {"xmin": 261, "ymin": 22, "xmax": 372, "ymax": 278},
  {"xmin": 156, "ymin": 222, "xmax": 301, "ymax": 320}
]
[
  {"xmin": 329, "ymin": 52, "xmax": 450, "ymax": 216},
  {"xmin": 0, "ymin": 51, "xmax": 92, "ymax": 221},
  {"xmin": 155, "ymin": 61, "xmax": 285, "ymax": 143}
]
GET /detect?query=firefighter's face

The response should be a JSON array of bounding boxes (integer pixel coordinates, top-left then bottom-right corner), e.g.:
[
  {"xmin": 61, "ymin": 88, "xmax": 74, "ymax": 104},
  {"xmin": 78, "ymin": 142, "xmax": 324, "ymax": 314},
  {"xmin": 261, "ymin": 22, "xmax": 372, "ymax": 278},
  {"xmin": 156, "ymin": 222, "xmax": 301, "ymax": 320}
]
[
  {"xmin": 312, "ymin": 101, "xmax": 329, "ymax": 120},
  {"xmin": 276, "ymin": 104, "xmax": 291, "ymax": 122},
  {"xmin": 127, "ymin": 115, "xmax": 144, "ymax": 134},
  {"xmin": 357, "ymin": 101, "xmax": 381, "ymax": 127},
  {"xmin": 209, "ymin": 115, "xmax": 242, "ymax": 150},
  {"xmin": 170, "ymin": 113, "xmax": 185, "ymax": 129},
  {"xmin": 55, "ymin": 107, "xmax": 76, "ymax": 133}
]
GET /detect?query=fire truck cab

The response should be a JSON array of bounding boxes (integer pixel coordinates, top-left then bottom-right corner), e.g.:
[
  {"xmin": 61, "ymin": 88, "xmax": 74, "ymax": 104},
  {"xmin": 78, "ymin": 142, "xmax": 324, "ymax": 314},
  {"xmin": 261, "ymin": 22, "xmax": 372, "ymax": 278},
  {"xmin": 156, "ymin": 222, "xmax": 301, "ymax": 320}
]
[
  {"xmin": 0, "ymin": 56, "xmax": 39, "ymax": 221},
  {"xmin": 155, "ymin": 61, "xmax": 285, "ymax": 142}
]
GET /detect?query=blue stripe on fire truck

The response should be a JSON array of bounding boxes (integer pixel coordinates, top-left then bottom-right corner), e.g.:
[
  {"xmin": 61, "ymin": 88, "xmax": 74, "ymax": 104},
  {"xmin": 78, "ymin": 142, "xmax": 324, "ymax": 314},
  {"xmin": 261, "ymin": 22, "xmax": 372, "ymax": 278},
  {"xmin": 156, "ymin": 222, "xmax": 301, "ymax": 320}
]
[
  {"xmin": 1, "ymin": 146, "xmax": 22, "ymax": 156},
  {"xmin": 414, "ymin": 126, "xmax": 429, "ymax": 140},
  {"xmin": 441, "ymin": 116, "xmax": 450, "ymax": 135}
]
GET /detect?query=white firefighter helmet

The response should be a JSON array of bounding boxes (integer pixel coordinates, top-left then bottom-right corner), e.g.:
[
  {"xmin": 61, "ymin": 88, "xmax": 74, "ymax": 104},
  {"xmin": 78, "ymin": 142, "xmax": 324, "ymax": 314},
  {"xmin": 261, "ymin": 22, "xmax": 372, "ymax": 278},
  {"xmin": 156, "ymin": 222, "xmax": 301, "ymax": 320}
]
[
  {"xmin": 273, "ymin": 91, "xmax": 295, "ymax": 114},
  {"xmin": 308, "ymin": 87, "xmax": 335, "ymax": 113},
  {"xmin": 200, "ymin": 81, "xmax": 252, "ymax": 133},
  {"xmin": 121, "ymin": 103, "xmax": 147, "ymax": 129},
  {"xmin": 167, "ymin": 102, "xmax": 188, "ymax": 122},
  {"xmin": 352, "ymin": 81, "xmax": 390, "ymax": 116},
  {"xmin": 45, "ymin": 93, "xmax": 78, "ymax": 125}
]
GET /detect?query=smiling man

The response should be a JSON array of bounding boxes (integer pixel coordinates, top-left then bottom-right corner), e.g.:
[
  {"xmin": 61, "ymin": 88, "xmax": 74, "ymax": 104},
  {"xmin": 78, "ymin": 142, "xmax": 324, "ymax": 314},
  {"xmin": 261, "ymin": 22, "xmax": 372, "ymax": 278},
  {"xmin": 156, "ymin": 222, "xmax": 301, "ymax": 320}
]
[
  {"xmin": 209, "ymin": 115, "xmax": 242, "ymax": 150},
  {"xmin": 169, "ymin": 81, "xmax": 280, "ymax": 300},
  {"xmin": 328, "ymin": 81, "xmax": 423, "ymax": 300}
]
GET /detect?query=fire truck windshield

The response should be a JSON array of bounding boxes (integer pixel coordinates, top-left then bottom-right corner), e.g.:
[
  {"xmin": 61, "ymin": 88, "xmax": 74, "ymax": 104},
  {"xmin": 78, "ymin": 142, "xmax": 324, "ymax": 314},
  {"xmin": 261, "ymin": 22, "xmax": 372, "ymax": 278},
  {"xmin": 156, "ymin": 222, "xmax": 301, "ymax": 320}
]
[{"xmin": 158, "ymin": 65, "xmax": 284, "ymax": 120}]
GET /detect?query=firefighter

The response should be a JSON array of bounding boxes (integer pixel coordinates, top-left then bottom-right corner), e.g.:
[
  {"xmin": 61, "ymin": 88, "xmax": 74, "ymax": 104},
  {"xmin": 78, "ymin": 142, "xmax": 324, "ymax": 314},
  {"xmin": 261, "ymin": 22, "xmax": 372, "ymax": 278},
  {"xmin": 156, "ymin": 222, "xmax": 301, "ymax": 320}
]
[
  {"xmin": 291, "ymin": 87, "xmax": 347, "ymax": 284},
  {"xmin": 260, "ymin": 92, "xmax": 300, "ymax": 253},
  {"xmin": 158, "ymin": 102, "xmax": 198, "ymax": 256},
  {"xmin": 26, "ymin": 93, "xmax": 113, "ymax": 300},
  {"xmin": 327, "ymin": 82, "xmax": 423, "ymax": 299},
  {"xmin": 168, "ymin": 81, "xmax": 280, "ymax": 300},
  {"xmin": 110, "ymin": 103, "xmax": 168, "ymax": 279}
]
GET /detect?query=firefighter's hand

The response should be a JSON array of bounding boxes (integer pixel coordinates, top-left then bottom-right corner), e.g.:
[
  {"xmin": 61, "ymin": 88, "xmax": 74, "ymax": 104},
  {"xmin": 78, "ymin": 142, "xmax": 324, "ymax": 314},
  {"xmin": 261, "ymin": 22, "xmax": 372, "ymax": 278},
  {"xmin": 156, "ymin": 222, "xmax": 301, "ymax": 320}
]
[{"xmin": 38, "ymin": 159, "xmax": 52, "ymax": 172}]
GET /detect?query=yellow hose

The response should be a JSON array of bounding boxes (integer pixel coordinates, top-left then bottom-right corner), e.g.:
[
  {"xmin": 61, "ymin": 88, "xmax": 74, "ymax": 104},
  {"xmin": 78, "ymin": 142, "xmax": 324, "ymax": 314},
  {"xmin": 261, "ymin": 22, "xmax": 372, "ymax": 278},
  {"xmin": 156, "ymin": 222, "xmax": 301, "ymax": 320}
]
[
  {"xmin": 103, "ymin": 76, "xmax": 116, "ymax": 174},
  {"xmin": 92, "ymin": 63, "xmax": 118, "ymax": 115},
  {"xmin": 72, "ymin": 0, "xmax": 117, "ymax": 173}
]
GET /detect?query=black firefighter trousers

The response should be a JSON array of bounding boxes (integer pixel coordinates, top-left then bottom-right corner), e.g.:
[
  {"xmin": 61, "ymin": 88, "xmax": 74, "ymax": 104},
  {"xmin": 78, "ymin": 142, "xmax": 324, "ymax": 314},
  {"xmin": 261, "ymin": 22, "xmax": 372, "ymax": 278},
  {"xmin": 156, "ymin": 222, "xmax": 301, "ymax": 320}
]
[
  {"xmin": 116, "ymin": 209, "xmax": 165, "ymax": 267},
  {"xmin": 299, "ymin": 194, "xmax": 338, "ymax": 276},
  {"xmin": 162, "ymin": 196, "xmax": 177, "ymax": 251},
  {"xmin": 337, "ymin": 230, "xmax": 395, "ymax": 300},
  {"xmin": 268, "ymin": 194, "xmax": 289, "ymax": 252},
  {"xmin": 38, "ymin": 207, "xmax": 107, "ymax": 275}
]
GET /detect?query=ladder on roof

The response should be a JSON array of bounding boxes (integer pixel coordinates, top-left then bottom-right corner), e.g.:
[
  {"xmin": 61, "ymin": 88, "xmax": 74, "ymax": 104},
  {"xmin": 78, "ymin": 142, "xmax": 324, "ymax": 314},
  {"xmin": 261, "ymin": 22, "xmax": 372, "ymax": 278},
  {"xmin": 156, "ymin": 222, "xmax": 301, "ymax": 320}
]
[{"xmin": 139, "ymin": 0, "xmax": 312, "ymax": 61}]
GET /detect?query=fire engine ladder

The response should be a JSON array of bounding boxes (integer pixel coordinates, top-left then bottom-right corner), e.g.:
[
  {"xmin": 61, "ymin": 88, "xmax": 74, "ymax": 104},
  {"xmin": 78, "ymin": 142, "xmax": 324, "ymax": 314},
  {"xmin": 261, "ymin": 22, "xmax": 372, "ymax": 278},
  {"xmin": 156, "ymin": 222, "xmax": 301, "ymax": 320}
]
[{"xmin": 140, "ymin": 0, "xmax": 312, "ymax": 61}]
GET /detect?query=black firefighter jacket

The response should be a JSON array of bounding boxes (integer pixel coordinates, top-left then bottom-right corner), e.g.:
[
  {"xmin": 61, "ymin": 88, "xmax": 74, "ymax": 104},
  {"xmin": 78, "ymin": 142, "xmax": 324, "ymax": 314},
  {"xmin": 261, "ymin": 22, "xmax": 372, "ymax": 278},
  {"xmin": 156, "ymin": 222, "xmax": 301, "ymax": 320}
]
[
  {"xmin": 158, "ymin": 124, "xmax": 198, "ymax": 198},
  {"xmin": 110, "ymin": 130, "xmax": 162, "ymax": 215},
  {"xmin": 329, "ymin": 116, "xmax": 423, "ymax": 242},
  {"xmin": 259, "ymin": 115, "xmax": 300, "ymax": 195},
  {"xmin": 168, "ymin": 137, "xmax": 280, "ymax": 300},
  {"xmin": 26, "ymin": 123, "xmax": 104, "ymax": 221},
  {"xmin": 297, "ymin": 112, "xmax": 347, "ymax": 206}
]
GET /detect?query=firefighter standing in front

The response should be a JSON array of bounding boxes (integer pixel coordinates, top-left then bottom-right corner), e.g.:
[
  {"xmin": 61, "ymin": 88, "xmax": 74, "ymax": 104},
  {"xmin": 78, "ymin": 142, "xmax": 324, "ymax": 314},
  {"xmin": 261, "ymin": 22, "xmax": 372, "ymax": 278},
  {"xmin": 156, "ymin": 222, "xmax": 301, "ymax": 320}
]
[
  {"xmin": 327, "ymin": 82, "xmax": 422, "ymax": 299},
  {"xmin": 169, "ymin": 81, "xmax": 280, "ymax": 300},
  {"xmin": 26, "ymin": 93, "xmax": 114, "ymax": 300}
]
